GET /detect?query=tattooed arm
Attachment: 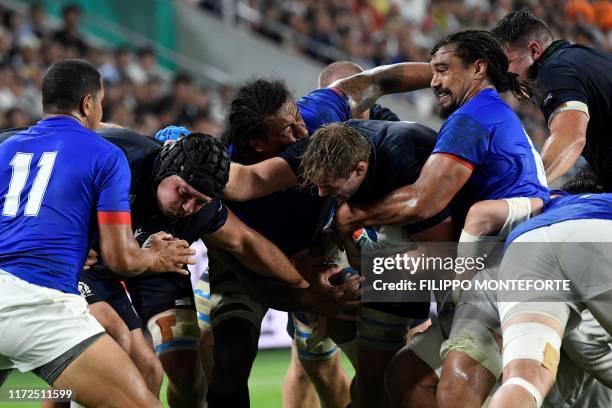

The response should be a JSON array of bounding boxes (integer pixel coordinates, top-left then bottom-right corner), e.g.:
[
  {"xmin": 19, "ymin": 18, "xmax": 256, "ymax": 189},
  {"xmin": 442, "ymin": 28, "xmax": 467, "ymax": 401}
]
[{"xmin": 331, "ymin": 63, "xmax": 433, "ymax": 117}]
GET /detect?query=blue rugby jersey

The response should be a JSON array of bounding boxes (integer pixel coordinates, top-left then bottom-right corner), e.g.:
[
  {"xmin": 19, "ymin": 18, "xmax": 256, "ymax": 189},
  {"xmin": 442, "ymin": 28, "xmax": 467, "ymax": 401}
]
[
  {"xmin": 507, "ymin": 193, "xmax": 612, "ymax": 245},
  {"xmin": 432, "ymin": 88, "xmax": 549, "ymax": 224},
  {"xmin": 0, "ymin": 117, "xmax": 131, "ymax": 293}
]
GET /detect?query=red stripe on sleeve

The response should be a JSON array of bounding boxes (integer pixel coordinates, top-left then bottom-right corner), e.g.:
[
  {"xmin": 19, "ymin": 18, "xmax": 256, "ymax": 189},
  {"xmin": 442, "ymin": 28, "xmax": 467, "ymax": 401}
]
[
  {"xmin": 98, "ymin": 211, "xmax": 132, "ymax": 225},
  {"xmin": 328, "ymin": 87, "xmax": 344, "ymax": 97},
  {"xmin": 436, "ymin": 153, "xmax": 475, "ymax": 171}
]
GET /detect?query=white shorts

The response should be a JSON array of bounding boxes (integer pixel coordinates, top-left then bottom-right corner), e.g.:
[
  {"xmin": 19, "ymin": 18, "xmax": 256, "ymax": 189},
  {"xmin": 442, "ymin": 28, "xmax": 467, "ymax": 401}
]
[{"xmin": 0, "ymin": 270, "xmax": 104, "ymax": 372}]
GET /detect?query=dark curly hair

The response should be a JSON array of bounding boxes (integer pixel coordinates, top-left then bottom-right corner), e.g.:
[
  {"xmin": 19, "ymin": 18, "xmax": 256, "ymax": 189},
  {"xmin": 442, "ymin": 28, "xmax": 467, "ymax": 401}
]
[{"xmin": 223, "ymin": 78, "xmax": 291, "ymax": 161}]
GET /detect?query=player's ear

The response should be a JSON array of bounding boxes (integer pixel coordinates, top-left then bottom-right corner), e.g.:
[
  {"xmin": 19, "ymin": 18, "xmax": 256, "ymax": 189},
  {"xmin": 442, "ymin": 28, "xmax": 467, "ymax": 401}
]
[
  {"xmin": 355, "ymin": 161, "xmax": 368, "ymax": 177},
  {"xmin": 528, "ymin": 41, "xmax": 542, "ymax": 60},
  {"xmin": 79, "ymin": 94, "xmax": 93, "ymax": 117},
  {"xmin": 474, "ymin": 59, "xmax": 487, "ymax": 80}
]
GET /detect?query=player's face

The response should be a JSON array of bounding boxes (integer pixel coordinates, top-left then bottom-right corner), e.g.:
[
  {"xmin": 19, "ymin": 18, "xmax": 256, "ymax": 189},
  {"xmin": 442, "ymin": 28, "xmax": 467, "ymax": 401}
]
[
  {"xmin": 315, "ymin": 162, "xmax": 368, "ymax": 201},
  {"xmin": 504, "ymin": 45, "xmax": 537, "ymax": 81},
  {"xmin": 256, "ymin": 99, "xmax": 308, "ymax": 157},
  {"xmin": 430, "ymin": 45, "xmax": 479, "ymax": 118},
  {"xmin": 156, "ymin": 175, "xmax": 212, "ymax": 218}
]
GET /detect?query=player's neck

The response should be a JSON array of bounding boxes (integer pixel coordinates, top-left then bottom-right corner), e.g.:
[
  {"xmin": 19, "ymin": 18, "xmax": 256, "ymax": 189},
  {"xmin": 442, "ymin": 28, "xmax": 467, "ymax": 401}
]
[
  {"xmin": 43, "ymin": 112, "xmax": 87, "ymax": 128},
  {"xmin": 461, "ymin": 81, "xmax": 495, "ymax": 106}
]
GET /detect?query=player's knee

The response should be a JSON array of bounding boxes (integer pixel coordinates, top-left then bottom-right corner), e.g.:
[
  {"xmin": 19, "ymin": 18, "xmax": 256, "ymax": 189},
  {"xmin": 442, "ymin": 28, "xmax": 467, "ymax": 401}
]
[
  {"xmin": 385, "ymin": 348, "xmax": 437, "ymax": 406},
  {"xmin": 161, "ymin": 350, "xmax": 205, "ymax": 397},
  {"xmin": 300, "ymin": 353, "xmax": 343, "ymax": 388}
]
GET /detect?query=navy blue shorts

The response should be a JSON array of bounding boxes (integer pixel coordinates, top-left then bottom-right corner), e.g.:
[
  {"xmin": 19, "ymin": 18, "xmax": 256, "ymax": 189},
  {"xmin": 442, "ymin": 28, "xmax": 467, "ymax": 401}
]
[{"xmin": 79, "ymin": 268, "xmax": 143, "ymax": 331}]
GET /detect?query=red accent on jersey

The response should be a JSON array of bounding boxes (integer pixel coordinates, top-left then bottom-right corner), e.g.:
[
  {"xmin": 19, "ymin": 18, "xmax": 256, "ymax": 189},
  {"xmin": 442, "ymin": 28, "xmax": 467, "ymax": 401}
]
[
  {"xmin": 97, "ymin": 211, "xmax": 132, "ymax": 225},
  {"xmin": 436, "ymin": 153, "xmax": 475, "ymax": 171}
]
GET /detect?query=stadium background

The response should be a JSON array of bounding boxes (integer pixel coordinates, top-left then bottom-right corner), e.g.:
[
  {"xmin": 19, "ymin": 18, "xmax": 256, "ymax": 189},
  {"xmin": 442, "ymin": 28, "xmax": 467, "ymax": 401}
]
[{"xmin": 0, "ymin": 0, "xmax": 610, "ymax": 406}]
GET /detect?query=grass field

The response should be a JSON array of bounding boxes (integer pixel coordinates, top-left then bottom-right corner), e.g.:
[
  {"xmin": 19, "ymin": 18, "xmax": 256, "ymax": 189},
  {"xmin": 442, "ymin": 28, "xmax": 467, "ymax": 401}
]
[{"xmin": 1, "ymin": 348, "xmax": 355, "ymax": 407}]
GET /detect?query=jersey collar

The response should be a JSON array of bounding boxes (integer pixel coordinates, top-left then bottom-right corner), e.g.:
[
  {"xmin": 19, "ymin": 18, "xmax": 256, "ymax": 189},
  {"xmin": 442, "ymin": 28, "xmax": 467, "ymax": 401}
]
[{"xmin": 534, "ymin": 40, "xmax": 570, "ymax": 75}]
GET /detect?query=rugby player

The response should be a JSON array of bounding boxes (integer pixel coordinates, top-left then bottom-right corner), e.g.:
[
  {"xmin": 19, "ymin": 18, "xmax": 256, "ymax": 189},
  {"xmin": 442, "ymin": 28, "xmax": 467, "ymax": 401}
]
[
  {"xmin": 0, "ymin": 59, "xmax": 193, "ymax": 408},
  {"xmin": 283, "ymin": 60, "xmax": 401, "ymax": 408},
  {"xmin": 492, "ymin": 10, "xmax": 612, "ymax": 189},
  {"xmin": 489, "ymin": 192, "xmax": 612, "ymax": 408}
]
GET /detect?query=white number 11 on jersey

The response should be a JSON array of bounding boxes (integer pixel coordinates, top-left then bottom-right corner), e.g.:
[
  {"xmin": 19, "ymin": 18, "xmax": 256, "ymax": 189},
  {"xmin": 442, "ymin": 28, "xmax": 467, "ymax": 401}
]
[{"xmin": 2, "ymin": 151, "xmax": 57, "ymax": 217}]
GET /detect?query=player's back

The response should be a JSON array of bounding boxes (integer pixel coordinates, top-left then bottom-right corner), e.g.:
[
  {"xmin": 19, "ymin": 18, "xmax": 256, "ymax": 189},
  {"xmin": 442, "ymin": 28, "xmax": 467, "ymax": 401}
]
[{"xmin": 0, "ymin": 116, "xmax": 129, "ymax": 294}]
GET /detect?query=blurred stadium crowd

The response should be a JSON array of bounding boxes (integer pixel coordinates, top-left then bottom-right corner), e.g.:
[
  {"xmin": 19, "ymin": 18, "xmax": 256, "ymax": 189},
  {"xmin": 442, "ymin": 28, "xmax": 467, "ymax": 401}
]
[
  {"xmin": 1, "ymin": 1, "xmax": 611, "ymax": 149},
  {"xmin": 201, "ymin": 0, "xmax": 612, "ymax": 148},
  {"xmin": 0, "ymin": 2, "xmax": 232, "ymax": 137}
]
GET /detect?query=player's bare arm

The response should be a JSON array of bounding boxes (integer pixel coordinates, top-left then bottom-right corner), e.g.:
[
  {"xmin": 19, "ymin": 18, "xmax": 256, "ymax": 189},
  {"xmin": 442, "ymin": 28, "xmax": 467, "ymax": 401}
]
[
  {"xmin": 204, "ymin": 209, "xmax": 308, "ymax": 287},
  {"xmin": 98, "ymin": 224, "xmax": 194, "ymax": 276},
  {"xmin": 335, "ymin": 154, "xmax": 472, "ymax": 240},
  {"xmin": 223, "ymin": 158, "xmax": 298, "ymax": 201},
  {"xmin": 331, "ymin": 62, "xmax": 433, "ymax": 117},
  {"xmin": 541, "ymin": 110, "xmax": 588, "ymax": 184}
]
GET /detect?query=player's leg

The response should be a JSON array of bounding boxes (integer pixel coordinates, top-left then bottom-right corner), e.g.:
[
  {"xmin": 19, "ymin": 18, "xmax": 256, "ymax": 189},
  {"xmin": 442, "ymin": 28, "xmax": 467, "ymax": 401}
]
[
  {"xmin": 51, "ymin": 334, "xmax": 161, "ymax": 408},
  {"xmin": 385, "ymin": 319, "xmax": 443, "ymax": 407},
  {"xmin": 0, "ymin": 271, "xmax": 160, "ymax": 408},
  {"xmin": 205, "ymin": 250, "xmax": 268, "ymax": 407},
  {"xmin": 129, "ymin": 328, "xmax": 164, "ymax": 397},
  {"xmin": 354, "ymin": 307, "xmax": 414, "ymax": 408},
  {"xmin": 283, "ymin": 342, "xmax": 319, "ymax": 408},
  {"xmin": 194, "ymin": 273, "xmax": 215, "ymax": 383},
  {"xmin": 147, "ymin": 308, "xmax": 205, "ymax": 408},
  {"xmin": 437, "ymin": 294, "xmax": 503, "ymax": 408},
  {"xmin": 126, "ymin": 272, "xmax": 206, "ymax": 408},
  {"xmin": 563, "ymin": 310, "xmax": 612, "ymax": 388},
  {"xmin": 289, "ymin": 313, "xmax": 350, "ymax": 408},
  {"xmin": 80, "ymin": 271, "xmax": 164, "ymax": 395},
  {"xmin": 489, "ymin": 303, "xmax": 570, "ymax": 408}
]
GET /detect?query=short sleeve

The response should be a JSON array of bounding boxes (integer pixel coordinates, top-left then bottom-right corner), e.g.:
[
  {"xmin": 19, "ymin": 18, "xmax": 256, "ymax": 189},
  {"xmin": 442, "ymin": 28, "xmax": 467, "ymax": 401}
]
[
  {"xmin": 432, "ymin": 113, "xmax": 491, "ymax": 167},
  {"xmin": 207, "ymin": 199, "xmax": 229, "ymax": 233},
  {"xmin": 278, "ymin": 138, "xmax": 308, "ymax": 175},
  {"xmin": 297, "ymin": 88, "xmax": 351, "ymax": 134},
  {"xmin": 95, "ymin": 147, "xmax": 131, "ymax": 212},
  {"xmin": 537, "ymin": 63, "xmax": 589, "ymax": 125}
]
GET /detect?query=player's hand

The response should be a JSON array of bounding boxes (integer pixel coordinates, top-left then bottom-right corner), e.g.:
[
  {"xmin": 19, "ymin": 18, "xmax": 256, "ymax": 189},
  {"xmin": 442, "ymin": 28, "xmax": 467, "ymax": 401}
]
[
  {"xmin": 155, "ymin": 125, "xmax": 190, "ymax": 142},
  {"xmin": 333, "ymin": 201, "xmax": 363, "ymax": 250},
  {"xmin": 83, "ymin": 249, "xmax": 98, "ymax": 270},
  {"xmin": 291, "ymin": 250, "xmax": 341, "ymax": 289},
  {"xmin": 144, "ymin": 231, "xmax": 195, "ymax": 275},
  {"xmin": 299, "ymin": 277, "xmax": 361, "ymax": 321}
]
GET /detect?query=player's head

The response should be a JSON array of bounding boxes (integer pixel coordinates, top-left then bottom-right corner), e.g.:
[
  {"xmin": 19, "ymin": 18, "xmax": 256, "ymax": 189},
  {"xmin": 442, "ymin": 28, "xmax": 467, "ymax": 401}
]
[
  {"xmin": 152, "ymin": 133, "xmax": 229, "ymax": 218},
  {"xmin": 561, "ymin": 166, "xmax": 605, "ymax": 194},
  {"xmin": 491, "ymin": 10, "xmax": 553, "ymax": 80},
  {"xmin": 318, "ymin": 61, "xmax": 363, "ymax": 88},
  {"xmin": 223, "ymin": 78, "xmax": 308, "ymax": 161},
  {"xmin": 430, "ymin": 30, "xmax": 534, "ymax": 118},
  {"xmin": 300, "ymin": 123, "xmax": 370, "ymax": 201},
  {"xmin": 318, "ymin": 61, "xmax": 369, "ymax": 119},
  {"xmin": 42, "ymin": 59, "xmax": 103, "ymax": 130}
]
